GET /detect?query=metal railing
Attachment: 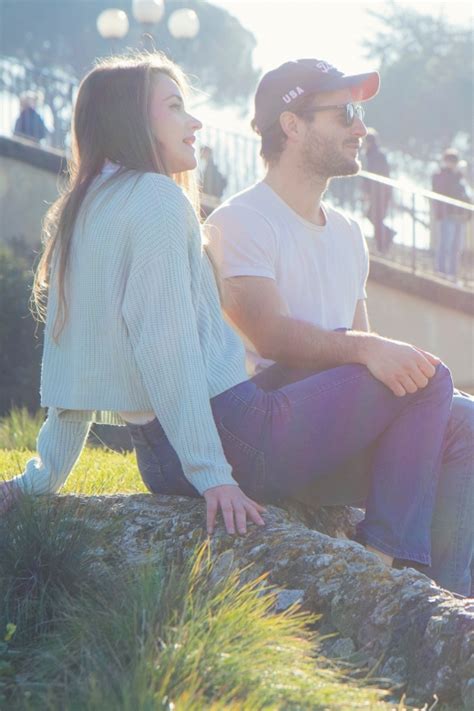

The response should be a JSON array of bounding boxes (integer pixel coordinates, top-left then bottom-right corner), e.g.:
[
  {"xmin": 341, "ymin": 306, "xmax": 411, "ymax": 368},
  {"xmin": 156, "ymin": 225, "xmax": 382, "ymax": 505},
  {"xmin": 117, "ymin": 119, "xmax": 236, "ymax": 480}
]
[
  {"xmin": 0, "ymin": 56, "xmax": 76, "ymax": 151},
  {"xmin": 1, "ymin": 55, "xmax": 472, "ymax": 288},
  {"xmin": 329, "ymin": 170, "xmax": 474, "ymax": 287},
  {"xmin": 199, "ymin": 125, "xmax": 473, "ymax": 289}
]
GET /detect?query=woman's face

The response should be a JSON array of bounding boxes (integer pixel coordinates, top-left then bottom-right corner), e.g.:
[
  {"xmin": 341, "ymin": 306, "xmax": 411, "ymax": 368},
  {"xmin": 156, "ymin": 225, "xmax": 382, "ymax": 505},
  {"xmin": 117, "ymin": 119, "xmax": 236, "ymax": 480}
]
[{"xmin": 149, "ymin": 73, "xmax": 202, "ymax": 173}]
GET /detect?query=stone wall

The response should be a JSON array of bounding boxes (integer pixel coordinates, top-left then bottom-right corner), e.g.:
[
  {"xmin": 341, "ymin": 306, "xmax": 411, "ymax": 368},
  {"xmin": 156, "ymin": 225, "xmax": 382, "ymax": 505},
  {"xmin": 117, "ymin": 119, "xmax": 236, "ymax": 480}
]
[
  {"xmin": 0, "ymin": 136, "xmax": 65, "ymax": 247},
  {"xmin": 1, "ymin": 135, "xmax": 472, "ymax": 389},
  {"xmin": 368, "ymin": 260, "xmax": 474, "ymax": 390}
]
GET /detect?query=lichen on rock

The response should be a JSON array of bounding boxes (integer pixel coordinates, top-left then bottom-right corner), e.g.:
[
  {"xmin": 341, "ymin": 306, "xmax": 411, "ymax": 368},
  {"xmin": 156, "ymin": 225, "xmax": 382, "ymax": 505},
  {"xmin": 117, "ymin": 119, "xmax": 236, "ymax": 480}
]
[{"xmin": 41, "ymin": 494, "xmax": 474, "ymax": 708}]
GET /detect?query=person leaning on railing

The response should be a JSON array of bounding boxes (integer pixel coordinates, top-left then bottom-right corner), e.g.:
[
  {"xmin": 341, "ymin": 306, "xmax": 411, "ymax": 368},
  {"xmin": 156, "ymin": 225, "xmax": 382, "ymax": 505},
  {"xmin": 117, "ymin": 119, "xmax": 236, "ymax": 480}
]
[{"xmin": 432, "ymin": 148, "xmax": 472, "ymax": 280}]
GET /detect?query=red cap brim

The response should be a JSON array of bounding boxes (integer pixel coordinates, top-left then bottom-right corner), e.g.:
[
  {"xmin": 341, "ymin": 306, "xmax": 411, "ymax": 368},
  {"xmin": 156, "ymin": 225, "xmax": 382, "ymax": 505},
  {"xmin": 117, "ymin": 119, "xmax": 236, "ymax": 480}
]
[{"xmin": 346, "ymin": 72, "xmax": 380, "ymax": 102}]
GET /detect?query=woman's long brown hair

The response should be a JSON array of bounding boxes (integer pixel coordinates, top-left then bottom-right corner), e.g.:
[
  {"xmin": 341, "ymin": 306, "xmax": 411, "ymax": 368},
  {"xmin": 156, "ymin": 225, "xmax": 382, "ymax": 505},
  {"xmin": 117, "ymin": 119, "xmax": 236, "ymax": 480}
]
[{"xmin": 33, "ymin": 52, "xmax": 200, "ymax": 340}]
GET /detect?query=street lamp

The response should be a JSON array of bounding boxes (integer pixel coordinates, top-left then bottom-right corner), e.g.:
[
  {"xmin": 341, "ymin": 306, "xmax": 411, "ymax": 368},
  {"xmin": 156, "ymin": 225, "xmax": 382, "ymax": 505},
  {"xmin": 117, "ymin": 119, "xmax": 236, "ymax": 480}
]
[
  {"xmin": 132, "ymin": 0, "xmax": 165, "ymax": 49},
  {"xmin": 96, "ymin": 9, "xmax": 130, "ymax": 51},
  {"xmin": 168, "ymin": 8, "xmax": 200, "ymax": 39}
]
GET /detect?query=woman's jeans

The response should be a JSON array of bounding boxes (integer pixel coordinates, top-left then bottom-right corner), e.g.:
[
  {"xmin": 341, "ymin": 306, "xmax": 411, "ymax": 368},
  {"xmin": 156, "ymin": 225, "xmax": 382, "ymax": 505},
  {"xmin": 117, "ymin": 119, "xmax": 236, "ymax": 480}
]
[{"xmin": 126, "ymin": 362, "xmax": 472, "ymax": 594}]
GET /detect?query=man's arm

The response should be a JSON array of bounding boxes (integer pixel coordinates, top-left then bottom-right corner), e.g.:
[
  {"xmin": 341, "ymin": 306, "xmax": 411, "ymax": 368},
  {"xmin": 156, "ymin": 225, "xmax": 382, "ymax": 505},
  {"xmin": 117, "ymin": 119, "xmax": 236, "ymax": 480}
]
[{"xmin": 223, "ymin": 276, "xmax": 439, "ymax": 397}]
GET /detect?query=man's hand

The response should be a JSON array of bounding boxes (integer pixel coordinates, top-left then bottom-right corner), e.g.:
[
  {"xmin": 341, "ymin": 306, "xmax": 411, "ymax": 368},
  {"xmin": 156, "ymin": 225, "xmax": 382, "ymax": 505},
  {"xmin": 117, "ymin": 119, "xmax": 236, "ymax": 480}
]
[
  {"xmin": 361, "ymin": 335, "xmax": 441, "ymax": 397},
  {"xmin": 203, "ymin": 484, "xmax": 266, "ymax": 535}
]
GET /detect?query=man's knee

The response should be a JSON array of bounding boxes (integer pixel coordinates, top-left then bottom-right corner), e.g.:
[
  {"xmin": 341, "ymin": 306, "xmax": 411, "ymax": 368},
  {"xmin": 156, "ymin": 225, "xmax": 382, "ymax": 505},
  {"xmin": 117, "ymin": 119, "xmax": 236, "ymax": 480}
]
[
  {"xmin": 429, "ymin": 362, "xmax": 454, "ymax": 399},
  {"xmin": 446, "ymin": 391, "xmax": 474, "ymax": 447}
]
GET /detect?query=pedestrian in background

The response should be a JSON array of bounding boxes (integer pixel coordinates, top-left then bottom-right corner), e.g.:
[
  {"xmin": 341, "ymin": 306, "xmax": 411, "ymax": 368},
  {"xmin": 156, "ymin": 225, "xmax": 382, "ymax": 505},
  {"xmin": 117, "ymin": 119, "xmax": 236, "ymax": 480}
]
[
  {"xmin": 432, "ymin": 148, "xmax": 471, "ymax": 280},
  {"xmin": 14, "ymin": 91, "xmax": 47, "ymax": 144},
  {"xmin": 363, "ymin": 129, "xmax": 396, "ymax": 254}
]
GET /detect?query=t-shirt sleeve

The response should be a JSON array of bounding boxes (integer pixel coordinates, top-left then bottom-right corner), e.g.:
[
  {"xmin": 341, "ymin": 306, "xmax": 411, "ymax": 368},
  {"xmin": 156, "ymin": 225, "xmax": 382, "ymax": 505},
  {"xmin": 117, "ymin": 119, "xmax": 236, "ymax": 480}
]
[
  {"xmin": 206, "ymin": 205, "xmax": 277, "ymax": 280},
  {"xmin": 354, "ymin": 220, "xmax": 370, "ymax": 300}
]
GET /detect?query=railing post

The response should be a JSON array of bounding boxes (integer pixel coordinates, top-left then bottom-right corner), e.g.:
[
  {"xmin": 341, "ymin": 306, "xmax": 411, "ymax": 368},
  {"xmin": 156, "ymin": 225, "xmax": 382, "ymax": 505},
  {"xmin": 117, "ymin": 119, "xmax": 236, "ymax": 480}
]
[{"xmin": 411, "ymin": 193, "xmax": 417, "ymax": 273}]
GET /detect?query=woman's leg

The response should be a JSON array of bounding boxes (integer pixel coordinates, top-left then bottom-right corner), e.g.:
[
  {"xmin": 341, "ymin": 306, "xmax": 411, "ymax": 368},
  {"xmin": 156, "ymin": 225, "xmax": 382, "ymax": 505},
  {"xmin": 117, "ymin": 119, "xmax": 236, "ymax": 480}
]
[
  {"xmin": 214, "ymin": 363, "xmax": 453, "ymax": 565},
  {"xmin": 126, "ymin": 419, "xmax": 200, "ymax": 498}
]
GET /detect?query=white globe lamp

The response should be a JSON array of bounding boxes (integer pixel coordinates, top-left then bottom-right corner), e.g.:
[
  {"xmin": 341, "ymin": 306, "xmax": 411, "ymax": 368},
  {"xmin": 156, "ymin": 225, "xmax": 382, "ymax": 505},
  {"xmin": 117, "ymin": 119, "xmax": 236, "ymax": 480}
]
[
  {"xmin": 132, "ymin": 0, "xmax": 165, "ymax": 25},
  {"xmin": 96, "ymin": 9, "xmax": 129, "ymax": 40},
  {"xmin": 168, "ymin": 8, "xmax": 200, "ymax": 39}
]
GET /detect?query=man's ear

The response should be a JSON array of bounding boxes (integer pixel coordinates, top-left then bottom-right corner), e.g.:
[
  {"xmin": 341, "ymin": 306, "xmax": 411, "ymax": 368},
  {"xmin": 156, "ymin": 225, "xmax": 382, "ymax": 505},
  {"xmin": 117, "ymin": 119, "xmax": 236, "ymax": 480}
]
[{"xmin": 279, "ymin": 111, "xmax": 304, "ymax": 142}]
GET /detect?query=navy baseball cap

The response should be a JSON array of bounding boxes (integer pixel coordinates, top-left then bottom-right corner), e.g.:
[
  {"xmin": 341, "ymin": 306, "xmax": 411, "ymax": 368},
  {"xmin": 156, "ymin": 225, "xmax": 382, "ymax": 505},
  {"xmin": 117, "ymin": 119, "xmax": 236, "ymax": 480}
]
[{"xmin": 253, "ymin": 59, "xmax": 380, "ymax": 133}]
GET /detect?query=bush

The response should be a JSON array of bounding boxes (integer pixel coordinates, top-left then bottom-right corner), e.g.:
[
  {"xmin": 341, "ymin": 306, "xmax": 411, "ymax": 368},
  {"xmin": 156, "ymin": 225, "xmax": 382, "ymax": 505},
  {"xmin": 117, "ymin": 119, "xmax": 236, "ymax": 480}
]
[{"xmin": 0, "ymin": 244, "xmax": 43, "ymax": 416}]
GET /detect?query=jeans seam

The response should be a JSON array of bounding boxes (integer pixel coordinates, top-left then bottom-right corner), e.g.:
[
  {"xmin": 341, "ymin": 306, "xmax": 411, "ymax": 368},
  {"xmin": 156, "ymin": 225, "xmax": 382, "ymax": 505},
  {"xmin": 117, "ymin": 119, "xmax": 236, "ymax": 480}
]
[
  {"xmin": 226, "ymin": 390, "xmax": 267, "ymax": 414},
  {"xmin": 452, "ymin": 469, "xmax": 471, "ymax": 583},
  {"xmin": 217, "ymin": 421, "xmax": 266, "ymax": 494},
  {"xmin": 277, "ymin": 369, "xmax": 374, "ymax": 411}
]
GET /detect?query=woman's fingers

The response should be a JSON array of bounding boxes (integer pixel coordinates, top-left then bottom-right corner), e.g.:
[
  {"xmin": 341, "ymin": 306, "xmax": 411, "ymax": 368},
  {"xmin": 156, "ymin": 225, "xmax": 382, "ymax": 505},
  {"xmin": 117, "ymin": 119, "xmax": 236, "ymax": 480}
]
[
  {"xmin": 204, "ymin": 485, "xmax": 266, "ymax": 536},
  {"xmin": 206, "ymin": 495, "xmax": 218, "ymax": 535},
  {"xmin": 234, "ymin": 504, "xmax": 248, "ymax": 535},
  {"xmin": 243, "ymin": 494, "xmax": 267, "ymax": 513},
  {"xmin": 221, "ymin": 501, "xmax": 236, "ymax": 535},
  {"xmin": 244, "ymin": 500, "xmax": 266, "ymax": 527}
]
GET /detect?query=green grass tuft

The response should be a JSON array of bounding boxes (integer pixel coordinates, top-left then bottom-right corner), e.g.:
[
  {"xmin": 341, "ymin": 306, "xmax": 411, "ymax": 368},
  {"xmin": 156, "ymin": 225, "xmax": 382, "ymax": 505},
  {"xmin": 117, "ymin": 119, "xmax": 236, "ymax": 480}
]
[
  {"xmin": 5, "ymin": 542, "xmax": 390, "ymax": 710},
  {"xmin": 0, "ymin": 408, "xmax": 46, "ymax": 451},
  {"xmin": 0, "ymin": 445, "xmax": 409, "ymax": 709},
  {"xmin": 1, "ymin": 446, "xmax": 147, "ymax": 495}
]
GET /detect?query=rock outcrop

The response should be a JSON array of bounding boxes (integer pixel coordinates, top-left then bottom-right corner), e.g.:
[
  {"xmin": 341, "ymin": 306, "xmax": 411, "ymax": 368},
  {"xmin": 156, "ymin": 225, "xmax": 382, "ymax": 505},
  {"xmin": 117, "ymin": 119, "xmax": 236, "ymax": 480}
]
[{"xmin": 49, "ymin": 495, "xmax": 474, "ymax": 708}]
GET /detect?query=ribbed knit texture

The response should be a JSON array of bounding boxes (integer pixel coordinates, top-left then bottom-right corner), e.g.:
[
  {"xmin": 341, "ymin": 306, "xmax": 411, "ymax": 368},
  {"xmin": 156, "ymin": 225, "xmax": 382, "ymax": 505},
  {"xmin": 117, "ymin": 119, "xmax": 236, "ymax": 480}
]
[{"xmin": 14, "ymin": 171, "xmax": 248, "ymax": 495}]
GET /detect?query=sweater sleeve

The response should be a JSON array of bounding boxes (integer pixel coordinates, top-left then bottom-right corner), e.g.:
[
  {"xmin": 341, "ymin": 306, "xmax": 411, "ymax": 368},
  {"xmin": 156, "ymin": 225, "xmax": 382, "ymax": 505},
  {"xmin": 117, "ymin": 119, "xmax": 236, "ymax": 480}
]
[
  {"xmin": 123, "ymin": 182, "xmax": 238, "ymax": 495},
  {"xmin": 11, "ymin": 409, "xmax": 91, "ymax": 495}
]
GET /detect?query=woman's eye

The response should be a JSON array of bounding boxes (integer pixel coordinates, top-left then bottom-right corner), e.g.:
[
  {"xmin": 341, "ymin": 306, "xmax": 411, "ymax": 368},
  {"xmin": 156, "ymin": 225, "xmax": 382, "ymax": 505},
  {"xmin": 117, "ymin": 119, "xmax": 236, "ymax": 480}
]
[{"xmin": 170, "ymin": 103, "xmax": 183, "ymax": 111}]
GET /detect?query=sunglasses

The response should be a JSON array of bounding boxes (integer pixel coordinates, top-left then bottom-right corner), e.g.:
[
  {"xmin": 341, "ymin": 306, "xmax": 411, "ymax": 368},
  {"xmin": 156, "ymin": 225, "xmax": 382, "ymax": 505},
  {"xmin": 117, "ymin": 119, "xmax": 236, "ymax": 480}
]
[{"xmin": 302, "ymin": 102, "xmax": 365, "ymax": 127}]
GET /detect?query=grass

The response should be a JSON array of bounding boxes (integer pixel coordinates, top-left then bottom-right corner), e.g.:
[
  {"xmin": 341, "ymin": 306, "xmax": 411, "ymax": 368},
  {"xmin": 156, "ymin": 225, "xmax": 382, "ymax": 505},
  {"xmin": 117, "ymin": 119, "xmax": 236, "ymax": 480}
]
[
  {"xmin": 0, "ymin": 411, "xmax": 434, "ymax": 709},
  {"xmin": 0, "ymin": 408, "xmax": 46, "ymax": 451},
  {"xmin": 0, "ymin": 497, "xmax": 392, "ymax": 710}
]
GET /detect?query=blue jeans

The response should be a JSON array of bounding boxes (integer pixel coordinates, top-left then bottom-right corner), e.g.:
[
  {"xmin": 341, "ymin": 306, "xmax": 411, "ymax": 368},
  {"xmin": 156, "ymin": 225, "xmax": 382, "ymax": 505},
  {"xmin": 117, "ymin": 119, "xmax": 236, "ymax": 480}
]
[
  {"xmin": 435, "ymin": 217, "xmax": 464, "ymax": 277},
  {"xmin": 127, "ymin": 364, "xmax": 457, "ymax": 586},
  {"xmin": 247, "ymin": 364, "xmax": 474, "ymax": 596}
]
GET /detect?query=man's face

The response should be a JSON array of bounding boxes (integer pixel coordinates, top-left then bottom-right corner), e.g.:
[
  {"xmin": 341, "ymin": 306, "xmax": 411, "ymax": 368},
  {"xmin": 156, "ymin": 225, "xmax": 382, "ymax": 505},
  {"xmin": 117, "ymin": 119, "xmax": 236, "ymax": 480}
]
[{"xmin": 297, "ymin": 88, "xmax": 367, "ymax": 179}]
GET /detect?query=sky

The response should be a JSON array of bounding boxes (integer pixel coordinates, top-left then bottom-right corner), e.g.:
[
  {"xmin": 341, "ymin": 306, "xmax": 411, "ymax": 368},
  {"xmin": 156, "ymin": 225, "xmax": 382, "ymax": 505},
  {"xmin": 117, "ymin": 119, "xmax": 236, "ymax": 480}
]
[
  {"xmin": 197, "ymin": 0, "xmax": 473, "ymax": 131},
  {"xmin": 210, "ymin": 0, "xmax": 472, "ymax": 74}
]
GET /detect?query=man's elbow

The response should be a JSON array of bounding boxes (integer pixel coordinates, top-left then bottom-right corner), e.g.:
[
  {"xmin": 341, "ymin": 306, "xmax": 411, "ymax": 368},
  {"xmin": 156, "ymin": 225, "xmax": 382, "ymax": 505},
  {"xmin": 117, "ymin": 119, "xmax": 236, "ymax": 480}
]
[{"xmin": 251, "ymin": 327, "xmax": 283, "ymax": 361}]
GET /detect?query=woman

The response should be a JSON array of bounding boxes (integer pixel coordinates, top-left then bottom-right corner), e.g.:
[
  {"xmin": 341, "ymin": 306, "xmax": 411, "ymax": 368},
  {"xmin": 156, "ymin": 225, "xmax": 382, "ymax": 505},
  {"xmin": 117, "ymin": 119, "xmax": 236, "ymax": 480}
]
[{"xmin": 1, "ymin": 54, "xmax": 453, "ymax": 571}]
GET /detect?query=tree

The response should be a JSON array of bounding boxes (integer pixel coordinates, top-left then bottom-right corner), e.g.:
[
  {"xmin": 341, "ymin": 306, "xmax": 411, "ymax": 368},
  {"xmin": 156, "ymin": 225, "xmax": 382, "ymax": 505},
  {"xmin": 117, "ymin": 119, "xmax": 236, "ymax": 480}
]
[
  {"xmin": 0, "ymin": 0, "xmax": 258, "ymax": 106},
  {"xmin": 363, "ymin": 3, "xmax": 472, "ymax": 157}
]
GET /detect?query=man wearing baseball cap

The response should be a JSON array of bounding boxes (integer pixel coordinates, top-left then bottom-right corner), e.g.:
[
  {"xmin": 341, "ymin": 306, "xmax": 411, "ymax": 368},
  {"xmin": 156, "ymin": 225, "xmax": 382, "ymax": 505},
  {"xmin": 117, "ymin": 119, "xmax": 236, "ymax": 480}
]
[{"xmin": 206, "ymin": 58, "xmax": 473, "ymax": 596}]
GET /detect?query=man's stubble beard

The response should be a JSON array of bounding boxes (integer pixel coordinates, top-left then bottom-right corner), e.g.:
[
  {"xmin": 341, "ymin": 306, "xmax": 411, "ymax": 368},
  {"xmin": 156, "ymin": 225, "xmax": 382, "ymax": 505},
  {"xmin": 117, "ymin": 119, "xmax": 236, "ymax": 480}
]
[{"xmin": 300, "ymin": 126, "xmax": 360, "ymax": 181}]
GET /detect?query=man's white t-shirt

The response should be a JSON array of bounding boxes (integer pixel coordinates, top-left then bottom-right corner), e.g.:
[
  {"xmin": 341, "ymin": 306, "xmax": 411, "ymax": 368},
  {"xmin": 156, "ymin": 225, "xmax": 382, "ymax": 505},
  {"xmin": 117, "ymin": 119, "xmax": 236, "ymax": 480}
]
[{"xmin": 206, "ymin": 181, "xmax": 369, "ymax": 375}]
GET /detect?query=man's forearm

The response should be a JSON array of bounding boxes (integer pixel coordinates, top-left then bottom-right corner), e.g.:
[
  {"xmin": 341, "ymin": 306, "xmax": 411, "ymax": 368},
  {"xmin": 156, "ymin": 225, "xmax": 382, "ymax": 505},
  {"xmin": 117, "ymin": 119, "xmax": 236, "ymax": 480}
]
[{"xmin": 262, "ymin": 315, "xmax": 371, "ymax": 370}]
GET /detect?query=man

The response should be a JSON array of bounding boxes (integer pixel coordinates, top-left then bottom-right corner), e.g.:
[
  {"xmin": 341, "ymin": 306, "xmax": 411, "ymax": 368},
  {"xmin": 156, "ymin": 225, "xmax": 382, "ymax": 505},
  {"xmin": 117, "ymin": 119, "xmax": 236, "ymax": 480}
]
[
  {"xmin": 363, "ymin": 129, "xmax": 395, "ymax": 254},
  {"xmin": 200, "ymin": 145, "xmax": 227, "ymax": 200},
  {"xmin": 206, "ymin": 59, "xmax": 473, "ymax": 596},
  {"xmin": 432, "ymin": 148, "xmax": 470, "ymax": 279}
]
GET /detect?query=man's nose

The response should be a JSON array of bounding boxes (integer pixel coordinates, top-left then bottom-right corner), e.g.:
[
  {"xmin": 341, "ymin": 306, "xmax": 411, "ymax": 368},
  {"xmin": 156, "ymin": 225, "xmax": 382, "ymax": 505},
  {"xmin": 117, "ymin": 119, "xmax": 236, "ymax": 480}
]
[{"xmin": 351, "ymin": 116, "xmax": 367, "ymax": 138}]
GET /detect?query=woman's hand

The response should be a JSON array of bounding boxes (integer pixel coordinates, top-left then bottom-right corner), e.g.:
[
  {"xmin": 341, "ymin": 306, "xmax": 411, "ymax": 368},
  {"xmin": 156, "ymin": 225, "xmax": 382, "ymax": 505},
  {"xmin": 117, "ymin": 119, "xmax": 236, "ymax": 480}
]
[
  {"xmin": 0, "ymin": 481, "xmax": 22, "ymax": 514},
  {"xmin": 203, "ymin": 485, "xmax": 266, "ymax": 535}
]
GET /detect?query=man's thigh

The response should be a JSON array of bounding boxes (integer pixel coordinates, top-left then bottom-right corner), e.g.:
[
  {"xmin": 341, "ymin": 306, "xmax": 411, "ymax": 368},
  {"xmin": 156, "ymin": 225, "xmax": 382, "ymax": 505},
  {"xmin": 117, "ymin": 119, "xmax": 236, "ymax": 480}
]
[
  {"xmin": 291, "ymin": 445, "xmax": 373, "ymax": 507},
  {"xmin": 252, "ymin": 363, "xmax": 374, "ymax": 506}
]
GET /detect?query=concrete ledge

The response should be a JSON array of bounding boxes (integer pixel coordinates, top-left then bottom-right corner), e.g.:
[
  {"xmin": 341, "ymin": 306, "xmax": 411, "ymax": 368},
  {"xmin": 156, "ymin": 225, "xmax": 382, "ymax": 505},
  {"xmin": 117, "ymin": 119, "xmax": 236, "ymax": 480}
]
[
  {"xmin": 0, "ymin": 134, "xmax": 66, "ymax": 175},
  {"xmin": 369, "ymin": 256, "xmax": 474, "ymax": 316}
]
